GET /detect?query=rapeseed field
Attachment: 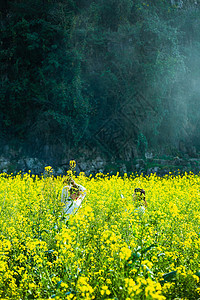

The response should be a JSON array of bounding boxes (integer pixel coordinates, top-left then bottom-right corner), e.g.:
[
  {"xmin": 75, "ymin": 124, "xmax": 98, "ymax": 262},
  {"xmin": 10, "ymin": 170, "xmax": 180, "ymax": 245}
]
[{"xmin": 0, "ymin": 165, "xmax": 200, "ymax": 299}]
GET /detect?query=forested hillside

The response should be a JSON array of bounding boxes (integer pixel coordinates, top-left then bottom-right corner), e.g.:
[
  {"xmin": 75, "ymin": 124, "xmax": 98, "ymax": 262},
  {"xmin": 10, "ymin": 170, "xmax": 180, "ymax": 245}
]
[{"xmin": 1, "ymin": 0, "xmax": 200, "ymax": 161}]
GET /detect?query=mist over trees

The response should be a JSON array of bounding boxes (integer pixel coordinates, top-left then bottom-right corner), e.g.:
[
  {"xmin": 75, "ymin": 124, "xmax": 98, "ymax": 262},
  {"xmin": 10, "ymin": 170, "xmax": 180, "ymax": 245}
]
[{"xmin": 1, "ymin": 0, "xmax": 200, "ymax": 160}]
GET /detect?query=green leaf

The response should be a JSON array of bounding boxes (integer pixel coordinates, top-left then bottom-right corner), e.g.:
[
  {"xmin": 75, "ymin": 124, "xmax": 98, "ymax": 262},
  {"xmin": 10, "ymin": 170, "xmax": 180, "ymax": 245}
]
[
  {"xmin": 162, "ymin": 271, "xmax": 177, "ymax": 282},
  {"xmin": 56, "ymin": 280, "xmax": 62, "ymax": 289},
  {"xmin": 141, "ymin": 244, "xmax": 156, "ymax": 254},
  {"xmin": 158, "ymin": 253, "xmax": 165, "ymax": 257},
  {"xmin": 131, "ymin": 252, "xmax": 141, "ymax": 262},
  {"xmin": 195, "ymin": 271, "xmax": 200, "ymax": 278}
]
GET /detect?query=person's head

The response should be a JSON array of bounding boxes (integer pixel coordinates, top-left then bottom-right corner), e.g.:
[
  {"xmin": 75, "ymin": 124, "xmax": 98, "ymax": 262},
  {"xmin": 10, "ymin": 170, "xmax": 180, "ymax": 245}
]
[
  {"xmin": 63, "ymin": 177, "xmax": 75, "ymax": 186},
  {"xmin": 134, "ymin": 188, "xmax": 145, "ymax": 200},
  {"xmin": 134, "ymin": 188, "xmax": 147, "ymax": 206}
]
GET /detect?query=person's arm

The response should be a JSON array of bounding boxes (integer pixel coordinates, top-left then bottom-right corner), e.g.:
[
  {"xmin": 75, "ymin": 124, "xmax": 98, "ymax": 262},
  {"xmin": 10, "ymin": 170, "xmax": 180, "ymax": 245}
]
[{"xmin": 61, "ymin": 185, "xmax": 70, "ymax": 203}]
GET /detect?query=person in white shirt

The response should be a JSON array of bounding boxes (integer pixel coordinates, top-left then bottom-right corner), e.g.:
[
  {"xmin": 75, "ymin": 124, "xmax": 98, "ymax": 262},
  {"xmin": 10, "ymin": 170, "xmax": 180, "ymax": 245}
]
[
  {"xmin": 133, "ymin": 188, "xmax": 147, "ymax": 215},
  {"xmin": 61, "ymin": 178, "xmax": 86, "ymax": 219},
  {"xmin": 121, "ymin": 188, "xmax": 147, "ymax": 216}
]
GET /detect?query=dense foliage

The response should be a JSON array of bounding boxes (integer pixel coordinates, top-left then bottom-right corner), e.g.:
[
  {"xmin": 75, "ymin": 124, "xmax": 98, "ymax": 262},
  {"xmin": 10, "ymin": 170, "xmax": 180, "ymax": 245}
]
[
  {"xmin": 0, "ymin": 167, "xmax": 200, "ymax": 299},
  {"xmin": 1, "ymin": 0, "xmax": 200, "ymax": 157}
]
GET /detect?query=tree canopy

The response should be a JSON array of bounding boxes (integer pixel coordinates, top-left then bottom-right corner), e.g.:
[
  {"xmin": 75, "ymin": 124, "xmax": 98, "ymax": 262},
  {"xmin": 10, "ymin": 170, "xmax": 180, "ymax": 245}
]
[{"xmin": 1, "ymin": 0, "xmax": 200, "ymax": 159}]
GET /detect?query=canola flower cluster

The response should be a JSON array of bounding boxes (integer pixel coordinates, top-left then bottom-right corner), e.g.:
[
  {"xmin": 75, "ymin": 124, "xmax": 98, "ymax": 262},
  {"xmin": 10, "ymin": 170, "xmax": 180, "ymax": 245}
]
[{"xmin": 0, "ymin": 168, "xmax": 200, "ymax": 299}]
